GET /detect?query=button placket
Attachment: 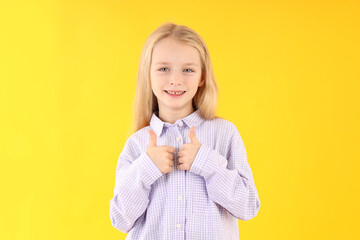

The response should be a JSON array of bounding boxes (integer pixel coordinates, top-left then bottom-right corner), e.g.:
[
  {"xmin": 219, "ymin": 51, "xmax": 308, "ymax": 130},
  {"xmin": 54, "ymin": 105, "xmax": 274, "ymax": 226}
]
[{"xmin": 171, "ymin": 126, "xmax": 185, "ymax": 234}]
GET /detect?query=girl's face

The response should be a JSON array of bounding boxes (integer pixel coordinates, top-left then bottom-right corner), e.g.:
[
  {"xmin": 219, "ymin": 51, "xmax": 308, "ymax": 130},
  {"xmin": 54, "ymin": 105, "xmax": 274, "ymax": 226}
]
[{"xmin": 150, "ymin": 37, "xmax": 204, "ymax": 116}]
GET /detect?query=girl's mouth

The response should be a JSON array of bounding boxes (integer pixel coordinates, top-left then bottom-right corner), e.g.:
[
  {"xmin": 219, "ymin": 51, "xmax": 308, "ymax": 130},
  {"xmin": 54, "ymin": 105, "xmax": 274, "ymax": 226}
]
[{"xmin": 164, "ymin": 90, "xmax": 186, "ymax": 97}]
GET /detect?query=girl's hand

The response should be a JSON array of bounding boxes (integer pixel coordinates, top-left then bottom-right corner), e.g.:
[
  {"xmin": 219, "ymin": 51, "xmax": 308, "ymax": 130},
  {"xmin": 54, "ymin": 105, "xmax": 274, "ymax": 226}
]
[
  {"xmin": 177, "ymin": 127, "xmax": 201, "ymax": 171},
  {"xmin": 146, "ymin": 129, "xmax": 175, "ymax": 174}
]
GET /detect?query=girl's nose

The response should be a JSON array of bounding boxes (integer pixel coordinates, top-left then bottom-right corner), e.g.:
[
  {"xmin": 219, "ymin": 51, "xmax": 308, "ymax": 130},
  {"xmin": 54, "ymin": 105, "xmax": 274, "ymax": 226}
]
[{"xmin": 169, "ymin": 72, "xmax": 182, "ymax": 85}]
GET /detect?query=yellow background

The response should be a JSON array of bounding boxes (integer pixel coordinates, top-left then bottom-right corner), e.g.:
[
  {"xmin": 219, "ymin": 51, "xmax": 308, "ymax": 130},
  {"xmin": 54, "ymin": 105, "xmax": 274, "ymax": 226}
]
[{"xmin": 1, "ymin": 0, "xmax": 359, "ymax": 239}]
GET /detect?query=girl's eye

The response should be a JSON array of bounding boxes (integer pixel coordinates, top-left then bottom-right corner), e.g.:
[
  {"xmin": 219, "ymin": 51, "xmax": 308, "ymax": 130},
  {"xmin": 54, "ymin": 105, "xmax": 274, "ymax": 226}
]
[{"xmin": 159, "ymin": 68, "xmax": 194, "ymax": 72}]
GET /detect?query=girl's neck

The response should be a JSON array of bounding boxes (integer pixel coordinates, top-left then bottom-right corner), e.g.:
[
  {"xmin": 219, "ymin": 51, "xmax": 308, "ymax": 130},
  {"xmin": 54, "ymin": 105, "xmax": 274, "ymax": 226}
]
[{"xmin": 158, "ymin": 106, "xmax": 195, "ymax": 124}]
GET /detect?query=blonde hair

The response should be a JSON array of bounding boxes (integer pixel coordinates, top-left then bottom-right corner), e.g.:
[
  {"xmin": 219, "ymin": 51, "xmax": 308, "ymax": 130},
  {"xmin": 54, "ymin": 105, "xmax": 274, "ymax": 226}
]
[{"xmin": 132, "ymin": 22, "xmax": 219, "ymax": 134}]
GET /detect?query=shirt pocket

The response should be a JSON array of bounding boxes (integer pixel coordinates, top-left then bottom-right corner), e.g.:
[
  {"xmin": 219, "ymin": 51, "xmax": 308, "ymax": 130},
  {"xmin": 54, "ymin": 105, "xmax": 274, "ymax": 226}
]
[{"xmin": 190, "ymin": 175, "xmax": 209, "ymax": 214}]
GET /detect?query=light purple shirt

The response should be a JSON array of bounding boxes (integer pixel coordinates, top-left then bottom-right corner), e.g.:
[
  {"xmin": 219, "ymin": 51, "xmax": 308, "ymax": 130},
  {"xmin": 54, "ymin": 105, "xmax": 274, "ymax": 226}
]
[{"xmin": 110, "ymin": 109, "xmax": 261, "ymax": 239}]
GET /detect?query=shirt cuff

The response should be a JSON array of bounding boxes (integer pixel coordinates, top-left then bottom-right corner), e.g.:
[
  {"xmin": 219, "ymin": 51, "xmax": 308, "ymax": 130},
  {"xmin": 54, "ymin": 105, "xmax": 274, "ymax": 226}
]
[
  {"xmin": 189, "ymin": 144, "xmax": 227, "ymax": 179},
  {"xmin": 136, "ymin": 151, "xmax": 164, "ymax": 187}
]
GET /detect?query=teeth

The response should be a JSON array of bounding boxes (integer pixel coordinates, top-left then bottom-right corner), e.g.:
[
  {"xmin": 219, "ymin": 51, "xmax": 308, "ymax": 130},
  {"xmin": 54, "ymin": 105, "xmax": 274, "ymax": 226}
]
[{"xmin": 167, "ymin": 91, "xmax": 184, "ymax": 95}]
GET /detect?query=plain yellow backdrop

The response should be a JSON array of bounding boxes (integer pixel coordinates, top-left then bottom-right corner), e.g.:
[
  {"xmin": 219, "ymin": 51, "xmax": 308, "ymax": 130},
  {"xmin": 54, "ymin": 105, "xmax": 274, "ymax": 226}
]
[{"xmin": 1, "ymin": 0, "xmax": 359, "ymax": 239}]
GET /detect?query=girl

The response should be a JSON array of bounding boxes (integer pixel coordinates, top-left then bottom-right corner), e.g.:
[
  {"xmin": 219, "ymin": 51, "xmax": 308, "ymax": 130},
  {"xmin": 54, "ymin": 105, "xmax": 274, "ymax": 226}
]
[{"xmin": 110, "ymin": 22, "xmax": 261, "ymax": 240}]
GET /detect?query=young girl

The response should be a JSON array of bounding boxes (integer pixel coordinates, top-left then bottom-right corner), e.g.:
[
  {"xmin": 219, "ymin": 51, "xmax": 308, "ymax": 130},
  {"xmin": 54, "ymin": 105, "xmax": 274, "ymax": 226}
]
[{"xmin": 110, "ymin": 22, "xmax": 261, "ymax": 239}]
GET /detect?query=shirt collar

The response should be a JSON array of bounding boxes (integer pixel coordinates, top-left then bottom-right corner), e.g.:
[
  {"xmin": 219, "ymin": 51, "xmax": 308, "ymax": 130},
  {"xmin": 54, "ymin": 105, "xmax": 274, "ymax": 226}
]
[{"xmin": 150, "ymin": 109, "xmax": 204, "ymax": 137}]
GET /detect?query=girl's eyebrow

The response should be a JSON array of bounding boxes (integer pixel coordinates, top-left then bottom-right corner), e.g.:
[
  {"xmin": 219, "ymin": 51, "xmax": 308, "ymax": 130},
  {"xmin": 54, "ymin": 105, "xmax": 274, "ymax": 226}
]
[{"xmin": 155, "ymin": 61, "xmax": 198, "ymax": 67}]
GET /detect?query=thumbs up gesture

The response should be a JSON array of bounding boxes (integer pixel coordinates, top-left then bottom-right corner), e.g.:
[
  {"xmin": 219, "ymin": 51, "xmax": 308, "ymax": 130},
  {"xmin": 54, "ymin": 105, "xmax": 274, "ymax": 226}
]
[
  {"xmin": 178, "ymin": 126, "xmax": 202, "ymax": 171},
  {"xmin": 146, "ymin": 129, "xmax": 176, "ymax": 174}
]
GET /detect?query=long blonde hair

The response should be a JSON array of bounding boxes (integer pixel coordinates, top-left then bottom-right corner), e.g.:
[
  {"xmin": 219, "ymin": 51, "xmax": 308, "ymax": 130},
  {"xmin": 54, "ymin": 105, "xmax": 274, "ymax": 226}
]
[{"xmin": 132, "ymin": 22, "xmax": 219, "ymax": 134}]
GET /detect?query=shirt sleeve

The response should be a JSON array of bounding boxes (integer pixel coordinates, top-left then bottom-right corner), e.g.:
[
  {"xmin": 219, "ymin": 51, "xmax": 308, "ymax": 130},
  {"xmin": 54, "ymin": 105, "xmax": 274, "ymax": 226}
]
[
  {"xmin": 109, "ymin": 136, "xmax": 164, "ymax": 233},
  {"xmin": 189, "ymin": 124, "xmax": 261, "ymax": 221}
]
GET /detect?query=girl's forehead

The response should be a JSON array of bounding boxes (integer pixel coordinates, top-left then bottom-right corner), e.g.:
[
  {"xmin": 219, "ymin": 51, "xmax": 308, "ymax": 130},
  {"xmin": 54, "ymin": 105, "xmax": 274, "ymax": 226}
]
[
  {"xmin": 153, "ymin": 38, "xmax": 197, "ymax": 54},
  {"xmin": 152, "ymin": 39, "xmax": 201, "ymax": 65}
]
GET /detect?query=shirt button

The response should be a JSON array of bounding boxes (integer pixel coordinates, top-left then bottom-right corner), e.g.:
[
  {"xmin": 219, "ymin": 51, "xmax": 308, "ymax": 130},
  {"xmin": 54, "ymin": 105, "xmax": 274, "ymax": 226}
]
[
  {"xmin": 178, "ymin": 195, "xmax": 183, "ymax": 201},
  {"xmin": 176, "ymin": 224, "xmax": 181, "ymax": 229},
  {"xmin": 179, "ymin": 122, "xmax": 183, "ymax": 127},
  {"xmin": 176, "ymin": 137, "xmax": 181, "ymax": 142}
]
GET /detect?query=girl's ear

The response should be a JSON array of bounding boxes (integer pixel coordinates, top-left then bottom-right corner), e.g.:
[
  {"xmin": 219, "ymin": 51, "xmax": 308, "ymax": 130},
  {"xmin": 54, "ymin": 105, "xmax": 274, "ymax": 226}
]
[{"xmin": 198, "ymin": 78, "xmax": 205, "ymax": 87}]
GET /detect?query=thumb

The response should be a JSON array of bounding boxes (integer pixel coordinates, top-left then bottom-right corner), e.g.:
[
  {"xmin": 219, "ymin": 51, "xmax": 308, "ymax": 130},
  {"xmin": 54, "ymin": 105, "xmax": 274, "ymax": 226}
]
[
  {"xmin": 148, "ymin": 129, "xmax": 157, "ymax": 147},
  {"xmin": 189, "ymin": 126, "xmax": 199, "ymax": 144}
]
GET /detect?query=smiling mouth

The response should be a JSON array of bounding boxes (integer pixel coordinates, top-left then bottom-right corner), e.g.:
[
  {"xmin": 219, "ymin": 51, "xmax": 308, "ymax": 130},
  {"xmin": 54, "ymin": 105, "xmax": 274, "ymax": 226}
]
[{"xmin": 164, "ymin": 90, "xmax": 186, "ymax": 96}]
